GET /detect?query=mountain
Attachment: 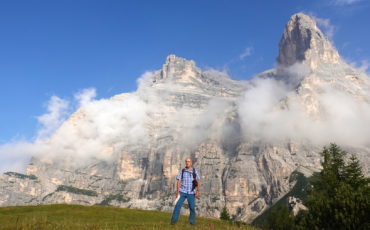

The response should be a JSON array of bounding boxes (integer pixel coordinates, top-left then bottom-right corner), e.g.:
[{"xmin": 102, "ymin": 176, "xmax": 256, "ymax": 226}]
[{"xmin": 1, "ymin": 12, "xmax": 369, "ymax": 223}]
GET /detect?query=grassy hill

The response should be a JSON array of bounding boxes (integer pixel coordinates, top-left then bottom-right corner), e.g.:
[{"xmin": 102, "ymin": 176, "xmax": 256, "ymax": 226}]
[{"xmin": 0, "ymin": 204, "xmax": 259, "ymax": 230}]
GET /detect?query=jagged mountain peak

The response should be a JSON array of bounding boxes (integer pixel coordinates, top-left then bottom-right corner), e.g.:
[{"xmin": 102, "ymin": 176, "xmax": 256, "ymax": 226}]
[
  {"xmin": 164, "ymin": 54, "xmax": 195, "ymax": 66},
  {"xmin": 157, "ymin": 54, "xmax": 200, "ymax": 81},
  {"xmin": 277, "ymin": 12, "xmax": 341, "ymax": 69},
  {"xmin": 289, "ymin": 13, "xmax": 316, "ymax": 29},
  {"xmin": 149, "ymin": 55, "xmax": 246, "ymax": 97},
  {"xmin": 2, "ymin": 12, "xmax": 370, "ymax": 225}
]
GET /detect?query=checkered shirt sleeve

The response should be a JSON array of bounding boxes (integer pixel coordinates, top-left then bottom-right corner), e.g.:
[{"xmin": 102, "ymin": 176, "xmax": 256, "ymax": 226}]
[{"xmin": 176, "ymin": 168, "xmax": 200, "ymax": 194}]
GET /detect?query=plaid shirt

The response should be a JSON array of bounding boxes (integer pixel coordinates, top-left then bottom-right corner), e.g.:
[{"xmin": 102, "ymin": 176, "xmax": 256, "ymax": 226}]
[{"xmin": 176, "ymin": 167, "xmax": 200, "ymax": 194}]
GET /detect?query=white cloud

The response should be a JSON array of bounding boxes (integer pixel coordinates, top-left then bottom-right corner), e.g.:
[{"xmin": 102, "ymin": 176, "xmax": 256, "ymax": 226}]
[
  {"xmin": 35, "ymin": 88, "xmax": 98, "ymax": 140},
  {"xmin": 42, "ymin": 91, "xmax": 150, "ymax": 163},
  {"xmin": 0, "ymin": 73, "xmax": 172, "ymax": 172},
  {"xmin": 239, "ymin": 46, "xmax": 254, "ymax": 60},
  {"xmin": 0, "ymin": 140, "xmax": 36, "ymax": 173},
  {"xmin": 311, "ymin": 15, "xmax": 335, "ymax": 40},
  {"xmin": 0, "ymin": 88, "xmax": 102, "ymax": 172},
  {"xmin": 1, "ymin": 61, "xmax": 370, "ymax": 174},
  {"xmin": 347, "ymin": 59, "xmax": 370, "ymax": 74},
  {"xmin": 331, "ymin": 0, "xmax": 363, "ymax": 5},
  {"xmin": 74, "ymin": 88, "xmax": 96, "ymax": 107},
  {"xmin": 356, "ymin": 59, "xmax": 370, "ymax": 73},
  {"xmin": 36, "ymin": 96, "xmax": 70, "ymax": 140},
  {"xmin": 238, "ymin": 62, "xmax": 370, "ymax": 147}
]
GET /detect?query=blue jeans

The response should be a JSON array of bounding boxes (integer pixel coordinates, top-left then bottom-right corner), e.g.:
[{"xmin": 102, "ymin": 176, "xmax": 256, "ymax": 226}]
[{"xmin": 170, "ymin": 192, "xmax": 196, "ymax": 225}]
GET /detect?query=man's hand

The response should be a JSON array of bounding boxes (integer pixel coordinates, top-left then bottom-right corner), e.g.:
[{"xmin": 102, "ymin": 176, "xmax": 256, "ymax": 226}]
[
  {"xmin": 195, "ymin": 190, "xmax": 199, "ymax": 198},
  {"xmin": 176, "ymin": 192, "xmax": 180, "ymax": 198}
]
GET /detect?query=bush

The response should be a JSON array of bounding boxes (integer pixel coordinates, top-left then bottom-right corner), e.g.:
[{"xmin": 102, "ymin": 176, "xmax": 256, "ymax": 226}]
[
  {"xmin": 4, "ymin": 172, "xmax": 38, "ymax": 180},
  {"xmin": 56, "ymin": 185, "xmax": 98, "ymax": 197}
]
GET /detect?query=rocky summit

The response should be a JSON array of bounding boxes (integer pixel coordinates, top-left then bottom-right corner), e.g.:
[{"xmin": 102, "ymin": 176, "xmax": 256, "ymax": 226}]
[{"xmin": 1, "ymin": 12, "xmax": 369, "ymax": 223}]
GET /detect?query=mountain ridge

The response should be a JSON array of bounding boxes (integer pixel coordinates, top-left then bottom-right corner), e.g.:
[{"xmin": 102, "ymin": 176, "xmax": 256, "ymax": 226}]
[{"xmin": 1, "ymin": 12, "xmax": 369, "ymax": 223}]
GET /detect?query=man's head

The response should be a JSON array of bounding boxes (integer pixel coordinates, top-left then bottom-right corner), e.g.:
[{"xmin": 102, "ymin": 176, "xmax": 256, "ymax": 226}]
[{"xmin": 185, "ymin": 157, "xmax": 192, "ymax": 169}]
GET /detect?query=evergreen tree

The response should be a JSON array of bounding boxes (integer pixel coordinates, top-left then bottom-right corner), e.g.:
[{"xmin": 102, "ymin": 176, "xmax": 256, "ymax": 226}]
[
  {"xmin": 303, "ymin": 143, "xmax": 370, "ymax": 230},
  {"xmin": 265, "ymin": 205, "xmax": 296, "ymax": 230},
  {"xmin": 256, "ymin": 144, "xmax": 369, "ymax": 230},
  {"xmin": 343, "ymin": 154, "xmax": 368, "ymax": 189},
  {"xmin": 220, "ymin": 206, "xmax": 231, "ymax": 221}
]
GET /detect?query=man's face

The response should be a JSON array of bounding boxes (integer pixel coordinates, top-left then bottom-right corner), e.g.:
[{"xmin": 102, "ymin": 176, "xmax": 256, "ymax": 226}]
[{"xmin": 185, "ymin": 158, "xmax": 192, "ymax": 168}]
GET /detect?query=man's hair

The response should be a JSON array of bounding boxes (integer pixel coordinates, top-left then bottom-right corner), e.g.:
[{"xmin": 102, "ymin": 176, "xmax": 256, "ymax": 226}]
[{"xmin": 185, "ymin": 157, "xmax": 192, "ymax": 162}]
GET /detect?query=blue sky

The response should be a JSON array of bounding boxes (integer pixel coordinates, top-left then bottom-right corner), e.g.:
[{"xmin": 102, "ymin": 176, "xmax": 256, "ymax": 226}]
[{"xmin": 0, "ymin": 0, "xmax": 369, "ymax": 143}]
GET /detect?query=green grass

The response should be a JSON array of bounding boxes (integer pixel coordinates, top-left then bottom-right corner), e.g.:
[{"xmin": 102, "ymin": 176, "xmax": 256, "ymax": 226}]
[
  {"xmin": 98, "ymin": 194, "xmax": 131, "ymax": 205},
  {"xmin": 0, "ymin": 204, "xmax": 259, "ymax": 230}
]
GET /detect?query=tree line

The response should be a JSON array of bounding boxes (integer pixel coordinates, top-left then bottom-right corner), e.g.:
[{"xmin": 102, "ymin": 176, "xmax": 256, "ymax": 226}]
[{"xmin": 221, "ymin": 143, "xmax": 370, "ymax": 230}]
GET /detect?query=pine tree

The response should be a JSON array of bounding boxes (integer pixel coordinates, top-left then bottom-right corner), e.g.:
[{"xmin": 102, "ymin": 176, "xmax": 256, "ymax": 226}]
[
  {"xmin": 303, "ymin": 143, "xmax": 370, "ymax": 230},
  {"xmin": 265, "ymin": 205, "xmax": 296, "ymax": 230},
  {"xmin": 220, "ymin": 206, "xmax": 231, "ymax": 221},
  {"xmin": 343, "ymin": 154, "xmax": 368, "ymax": 189}
]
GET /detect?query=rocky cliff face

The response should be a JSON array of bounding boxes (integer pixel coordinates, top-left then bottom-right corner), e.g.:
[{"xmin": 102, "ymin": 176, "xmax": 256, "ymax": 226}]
[
  {"xmin": 277, "ymin": 13, "xmax": 342, "ymax": 68},
  {"xmin": 1, "ymin": 12, "xmax": 369, "ymax": 223}
]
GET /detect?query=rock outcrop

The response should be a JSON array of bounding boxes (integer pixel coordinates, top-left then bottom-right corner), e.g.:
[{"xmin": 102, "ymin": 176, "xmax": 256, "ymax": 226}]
[
  {"xmin": 287, "ymin": 196, "xmax": 308, "ymax": 216},
  {"xmin": 277, "ymin": 13, "xmax": 342, "ymax": 69}
]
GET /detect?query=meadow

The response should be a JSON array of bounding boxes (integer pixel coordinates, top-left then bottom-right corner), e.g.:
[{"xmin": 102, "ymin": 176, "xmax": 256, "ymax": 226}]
[{"xmin": 0, "ymin": 204, "xmax": 258, "ymax": 230}]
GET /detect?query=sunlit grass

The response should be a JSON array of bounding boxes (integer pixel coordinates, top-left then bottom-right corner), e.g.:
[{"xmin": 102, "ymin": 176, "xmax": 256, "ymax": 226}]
[{"xmin": 0, "ymin": 204, "xmax": 259, "ymax": 230}]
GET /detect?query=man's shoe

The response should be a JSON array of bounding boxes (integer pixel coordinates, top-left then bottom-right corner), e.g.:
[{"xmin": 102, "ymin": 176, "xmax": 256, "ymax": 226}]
[{"xmin": 170, "ymin": 221, "xmax": 176, "ymax": 225}]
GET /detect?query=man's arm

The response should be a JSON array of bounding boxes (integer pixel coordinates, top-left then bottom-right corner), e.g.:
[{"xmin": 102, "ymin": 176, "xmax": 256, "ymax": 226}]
[
  {"xmin": 175, "ymin": 169, "xmax": 182, "ymax": 197},
  {"xmin": 176, "ymin": 179, "xmax": 181, "ymax": 197},
  {"xmin": 195, "ymin": 169, "xmax": 200, "ymax": 198},
  {"xmin": 195, "ymin": 180, "xmax": 200, "ymax": 198}
]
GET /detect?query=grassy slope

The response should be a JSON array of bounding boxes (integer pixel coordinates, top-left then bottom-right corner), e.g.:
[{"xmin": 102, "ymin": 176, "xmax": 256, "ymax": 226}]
[{"xmin": 0, "ymin": 204, "xmax": 259, "ymax": 230}]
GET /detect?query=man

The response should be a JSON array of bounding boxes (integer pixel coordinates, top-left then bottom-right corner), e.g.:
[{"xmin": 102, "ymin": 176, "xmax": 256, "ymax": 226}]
[{"xmin": 170, "ymin": 157, "xmax": 200, "ymax": 225}]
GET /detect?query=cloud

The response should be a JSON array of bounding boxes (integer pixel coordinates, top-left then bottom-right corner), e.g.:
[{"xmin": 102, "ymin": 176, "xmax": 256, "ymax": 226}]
[
  {"xmin": 39, "ymin": 91, "xmax": 150, "ymax": 164},
  {"xmin": 0, "ymin": 140, "xmax": 36, "ymax": 173},
  {"xmin": 331, "ymin": 0, "xmax": 363, "ymax": 5},
  {"xmin": 36, "ymin": 96, "xmax": 70, "ymax": 139},
  {"xmin": 1, "ymin": 60, "xmax": 370, "ymax": 173},
  {"xmin": 358, "ymin": 59, "xmax": 370, "ymax": 73},
  {"xmin": 238, "ymin": 62, "xmax": 370, "ymax": 147},
  {"xmin": 310, "ymin": 15, "xmax": 335, "ymax": 40},
  {"xmin": 238, "ymin": 77, "xmax": 289, "ymax": 138},
  {"xmin": 0, "ymin": 87, "xmax": 105, "ymax": 172},
  {"xmin": 135, "ymin": 70, "xmax": 237, "ymax": 149},
  {"xmin": 341, "ymin": 41, "xmax": 350, "ymax": 49},
  {"xmin": 276, "ymin": 62, "xmax": 312, "ymax": 87},
  {"xmin": 354, "ymin": 59, "xmax": 370, "ymax": 74},
  {"xmin": 74, "ymin": 88, "xmax": 97, "ymax": 107},
  {"xmin": 35, "ymin": 88, "xmax": 97, "ymax": 140},
  {"xmin": 179, "ymin": 98, "xmax": 233, "ymax": 148},
  {"xmin": 239, "ymin": 46, "xmax": 254, "ymax": 60},
  {"xmin": 347, "ymin": 58, "xmax": 370, "ymax": 74}
]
